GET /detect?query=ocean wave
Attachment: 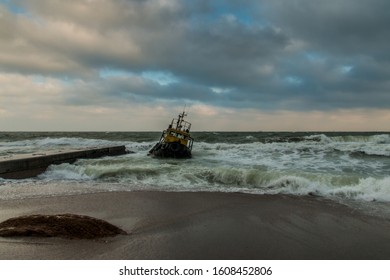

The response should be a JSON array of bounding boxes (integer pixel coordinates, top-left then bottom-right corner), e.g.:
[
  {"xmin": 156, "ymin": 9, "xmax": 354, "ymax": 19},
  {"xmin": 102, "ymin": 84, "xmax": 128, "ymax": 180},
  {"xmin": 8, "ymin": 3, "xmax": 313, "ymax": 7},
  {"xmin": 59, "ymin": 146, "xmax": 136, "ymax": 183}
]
[
  {"xmin": 39, "ymin": 163, "xmax": 93, "ymax": 180},
  {"xmin": 195, "ymin": 139, "xmax": 389, "ymax": 170},
  {"xmin": 125, "ymin": 141, "xmax": 156, "ymax": 153},
  {"xmin": 207, "ymin": 170, "xmax": 390, "ymax": 202},
  {"xmin": 252, "ymin": 133, "xmax": 390, "ymax": 148},
  {"xmin": 326, "ymin": 134, "xmax": 390, "ymax": 144},
  {"xmin": 38, "ymin": 159, "xmax": 390, "ymax": 202},
  {"xmin": 261, "ymin": 175, "xmax": 390, "ymax": 202},
  {"xmin": 264, "ymin": 135, "xmax": 323, "ymax": 143},
  {"xmin": 324, "ymin": 177, "xmax": 390, "ymax": 202},
  {"xmin": 350, "ymin": 151, "xmax": 390, "ymax": 158}
]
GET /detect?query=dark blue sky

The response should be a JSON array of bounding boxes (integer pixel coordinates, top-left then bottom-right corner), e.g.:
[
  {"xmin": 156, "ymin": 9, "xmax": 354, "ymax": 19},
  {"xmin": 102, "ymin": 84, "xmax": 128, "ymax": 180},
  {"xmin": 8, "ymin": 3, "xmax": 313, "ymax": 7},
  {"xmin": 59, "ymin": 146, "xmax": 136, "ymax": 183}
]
[{"xmin": 0, "ymin": 0, "xmax": 389, "ymax": 131}]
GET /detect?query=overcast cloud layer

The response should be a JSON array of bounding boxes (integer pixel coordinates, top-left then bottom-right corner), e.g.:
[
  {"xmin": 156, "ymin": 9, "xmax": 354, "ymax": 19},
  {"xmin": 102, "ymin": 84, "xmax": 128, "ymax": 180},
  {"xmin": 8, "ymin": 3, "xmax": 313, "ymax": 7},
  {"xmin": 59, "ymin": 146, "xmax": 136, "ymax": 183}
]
[{"xmin": 0, "ymin": 0, "xmax": 389, "ymax": 131}]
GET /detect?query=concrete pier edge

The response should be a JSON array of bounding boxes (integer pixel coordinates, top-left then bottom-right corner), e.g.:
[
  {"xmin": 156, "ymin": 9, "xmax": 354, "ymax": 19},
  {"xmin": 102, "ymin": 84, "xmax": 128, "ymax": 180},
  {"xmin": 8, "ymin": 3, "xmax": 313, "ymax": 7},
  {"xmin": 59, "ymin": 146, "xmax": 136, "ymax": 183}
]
[{"xmin": 0, "ymin": 145, "xmax": 128, "ymax": 179}]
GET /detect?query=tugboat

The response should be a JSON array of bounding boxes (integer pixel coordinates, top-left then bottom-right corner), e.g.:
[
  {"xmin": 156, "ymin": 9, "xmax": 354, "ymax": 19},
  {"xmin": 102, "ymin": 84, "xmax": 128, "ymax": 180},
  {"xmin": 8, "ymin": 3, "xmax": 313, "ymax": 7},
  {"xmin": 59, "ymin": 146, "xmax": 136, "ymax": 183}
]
[{"xmin": 148, "ymin": 110, "xmax": 194, "ymax": 158}]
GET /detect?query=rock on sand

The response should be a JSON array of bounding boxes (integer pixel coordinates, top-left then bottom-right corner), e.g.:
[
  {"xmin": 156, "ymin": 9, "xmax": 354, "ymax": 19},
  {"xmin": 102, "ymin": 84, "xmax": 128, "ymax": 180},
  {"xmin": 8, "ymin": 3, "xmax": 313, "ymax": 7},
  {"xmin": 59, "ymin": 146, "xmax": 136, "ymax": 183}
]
[{"xmin": 0, "ymin": 214, "xmax": 126, "ymax": 239}]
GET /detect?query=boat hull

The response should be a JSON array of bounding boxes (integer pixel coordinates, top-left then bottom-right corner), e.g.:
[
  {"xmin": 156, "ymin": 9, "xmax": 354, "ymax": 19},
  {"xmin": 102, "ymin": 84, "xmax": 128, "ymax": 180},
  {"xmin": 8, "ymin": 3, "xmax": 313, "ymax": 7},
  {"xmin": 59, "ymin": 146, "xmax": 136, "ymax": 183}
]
[{"xmin": 148, "ymin": 142, "xmax": 192, "ymax": 158}]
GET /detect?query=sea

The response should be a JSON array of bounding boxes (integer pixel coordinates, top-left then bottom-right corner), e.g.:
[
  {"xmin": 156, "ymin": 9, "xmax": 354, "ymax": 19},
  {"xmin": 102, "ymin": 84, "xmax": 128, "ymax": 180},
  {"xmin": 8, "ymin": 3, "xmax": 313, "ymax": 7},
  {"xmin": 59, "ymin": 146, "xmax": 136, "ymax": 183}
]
[{"xmin": 0, "ymin": 131, "xmax": 389, "ymax": 218}]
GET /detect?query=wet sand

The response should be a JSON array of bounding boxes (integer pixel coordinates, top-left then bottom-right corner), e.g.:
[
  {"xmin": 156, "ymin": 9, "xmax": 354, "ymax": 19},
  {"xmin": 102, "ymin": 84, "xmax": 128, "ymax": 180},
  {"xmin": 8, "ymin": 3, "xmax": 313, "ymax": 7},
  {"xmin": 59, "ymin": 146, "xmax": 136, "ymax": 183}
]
[{"xmin": 0, "ymin": 191, "xmax": 390, "ymax": 259}]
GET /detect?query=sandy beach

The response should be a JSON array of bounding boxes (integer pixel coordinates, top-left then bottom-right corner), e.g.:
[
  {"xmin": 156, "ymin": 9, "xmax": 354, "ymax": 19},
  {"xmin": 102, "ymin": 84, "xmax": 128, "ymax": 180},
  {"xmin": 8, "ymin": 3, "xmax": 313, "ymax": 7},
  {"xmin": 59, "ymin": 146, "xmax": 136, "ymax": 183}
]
[{"xmin": 0, "ymin": 191, "xmax": 390, "ymax": 260}]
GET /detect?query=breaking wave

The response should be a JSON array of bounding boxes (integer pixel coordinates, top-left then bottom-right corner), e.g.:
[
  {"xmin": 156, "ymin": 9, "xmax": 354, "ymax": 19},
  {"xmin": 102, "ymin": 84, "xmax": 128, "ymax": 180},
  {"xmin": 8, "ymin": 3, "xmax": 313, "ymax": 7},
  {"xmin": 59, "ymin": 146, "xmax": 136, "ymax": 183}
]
[
  {"xmin": 38, "ymin": 157, "xmax": 390, "ymax": 203},
  {"xmin": 328, "ymin": 134, "xmax": 390, "ymax": 144}
]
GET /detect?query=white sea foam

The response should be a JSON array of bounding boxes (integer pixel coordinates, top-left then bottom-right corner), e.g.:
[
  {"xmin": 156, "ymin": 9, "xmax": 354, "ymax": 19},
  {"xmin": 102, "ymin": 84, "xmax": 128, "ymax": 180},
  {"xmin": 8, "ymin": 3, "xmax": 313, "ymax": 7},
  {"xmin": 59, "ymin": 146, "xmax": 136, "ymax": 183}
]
[
  {"xmin": 31, "ymin": 152, "xmax": 390, "ymax": 203},
  {"xmin": 305, "ymin": 134, "xmax": 331, "ymax": 143},
  {"xmin": 195, "ymin": 139, "xmax": 387, "ymax": 175},
  {"xmin": 328, "ymin": 134, "xmax": 390, "ymax": 144},
  {"xmin": 325, "ymin": 177, "xmax": 390, "ymax": 202},
  {"xmin": 40, "ymin": 163, "xmax": 93, "ymax": 180}
]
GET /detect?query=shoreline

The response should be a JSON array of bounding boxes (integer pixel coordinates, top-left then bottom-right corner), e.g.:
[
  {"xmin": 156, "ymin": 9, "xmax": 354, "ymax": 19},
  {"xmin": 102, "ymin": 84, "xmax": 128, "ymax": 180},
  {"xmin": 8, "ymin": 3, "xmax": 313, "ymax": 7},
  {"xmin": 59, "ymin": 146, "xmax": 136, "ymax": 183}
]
[{"xmin": 1, "ymin": 191, "xmax": 390, "ymax": 260}]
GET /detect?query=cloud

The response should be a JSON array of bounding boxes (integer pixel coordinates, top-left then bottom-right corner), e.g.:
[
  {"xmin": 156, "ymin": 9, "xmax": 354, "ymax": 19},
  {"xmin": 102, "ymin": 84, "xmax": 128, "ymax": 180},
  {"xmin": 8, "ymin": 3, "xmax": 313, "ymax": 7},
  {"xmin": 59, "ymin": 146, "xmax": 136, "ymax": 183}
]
[
  {"xmin": 265, "ymin": 0, "xmax": 390, "ymax": 56},
  {"xmin": 0, "ymin": 0, "xmax": 389, "ymax": 130},
  {"xmin": 261, "ymin": 0, "xmax": 390, "ymax": 109}
]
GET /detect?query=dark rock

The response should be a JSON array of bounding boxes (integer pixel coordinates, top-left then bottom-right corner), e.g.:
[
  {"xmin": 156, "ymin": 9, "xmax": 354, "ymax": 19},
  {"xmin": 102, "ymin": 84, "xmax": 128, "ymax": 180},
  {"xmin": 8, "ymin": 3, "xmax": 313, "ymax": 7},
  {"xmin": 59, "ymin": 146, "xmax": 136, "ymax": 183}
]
[{"xmin": 0, "ymin": 214, "xmax": 126, "ymax": 239}]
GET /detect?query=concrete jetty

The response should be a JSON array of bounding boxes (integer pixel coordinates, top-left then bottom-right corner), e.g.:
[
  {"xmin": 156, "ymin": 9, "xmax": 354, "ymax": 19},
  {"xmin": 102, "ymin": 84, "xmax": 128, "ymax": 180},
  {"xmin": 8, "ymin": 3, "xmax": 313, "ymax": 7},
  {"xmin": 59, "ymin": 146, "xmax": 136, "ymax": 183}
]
[{"xmin": 0, "ymin": 146, "xmax": 127, "ymax": 179}]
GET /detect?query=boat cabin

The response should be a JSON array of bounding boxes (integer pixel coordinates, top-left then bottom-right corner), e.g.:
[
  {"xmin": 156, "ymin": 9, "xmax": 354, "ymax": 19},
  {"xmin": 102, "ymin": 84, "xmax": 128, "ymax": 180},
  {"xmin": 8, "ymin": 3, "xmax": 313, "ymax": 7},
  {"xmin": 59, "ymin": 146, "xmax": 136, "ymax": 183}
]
[{"xmin": 159, "ymin": 112, "xmax": 193, "ymax": 151}]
